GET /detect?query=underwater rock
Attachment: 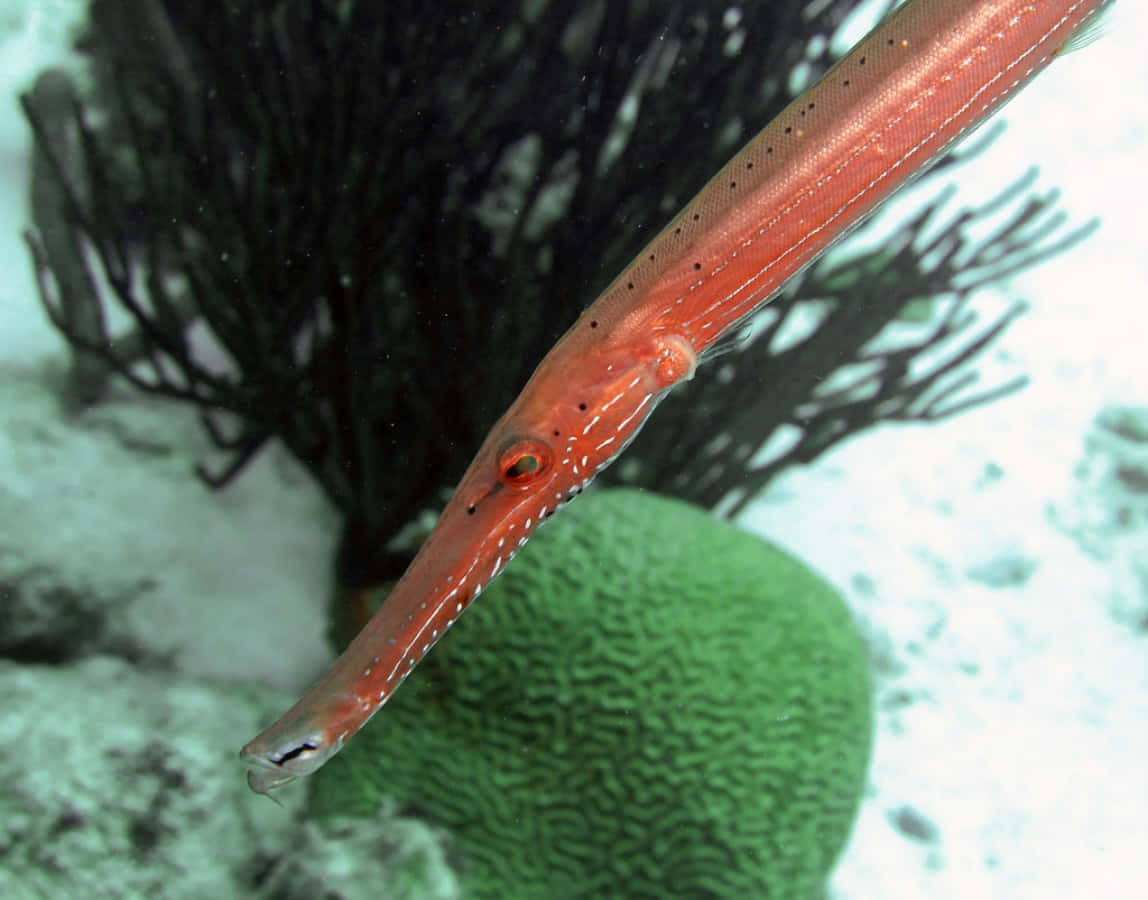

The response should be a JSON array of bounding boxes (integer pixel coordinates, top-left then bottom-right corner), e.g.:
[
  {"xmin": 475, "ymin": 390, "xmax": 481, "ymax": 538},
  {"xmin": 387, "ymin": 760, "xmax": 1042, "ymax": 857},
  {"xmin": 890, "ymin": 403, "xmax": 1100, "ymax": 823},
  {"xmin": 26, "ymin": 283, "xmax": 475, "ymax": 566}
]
[
  {"xmin": 1051, "ymin": 404, "xmax": 1148, "ymax": 631},
  {"xmin": 0, "ymin": 369, "xmax": 335, "ymax": 690},
  {"xmin": 252, "ymin": 814, "xmax": 460, "ymax": 900},
  {"xmin": 1056, "ymin": 405, "xmax": 1148, "ymax": 546},
  {"xmin": 310, "ymin": 488, "xmax": 873, "ymax": 898},
  {"xmin": 0, "ymin": 656, "xmax": 456, "ymax": 899},
  {"xmin": 0, "ymin": 549, "xmax": 153, "ymax": 664},
  {"xmin": 887, "ymin": 805, "xmax": 940, "ymax": 844},
  {"xmin": 0, "ymin": 656, "xmax": 294, "ymax": 897},
  {"xmin": 965, "ymin": 551, "xmax": 1038, "ymax": 588}
]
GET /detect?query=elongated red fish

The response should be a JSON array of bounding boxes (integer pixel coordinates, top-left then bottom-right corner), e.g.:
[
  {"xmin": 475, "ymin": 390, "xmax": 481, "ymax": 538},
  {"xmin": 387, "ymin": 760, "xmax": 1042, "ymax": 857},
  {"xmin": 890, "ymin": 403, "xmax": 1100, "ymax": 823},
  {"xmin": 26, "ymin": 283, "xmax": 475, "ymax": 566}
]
[{"xmin": 242, "ymin": 0, "xmax": 1110, "ymax": 794}]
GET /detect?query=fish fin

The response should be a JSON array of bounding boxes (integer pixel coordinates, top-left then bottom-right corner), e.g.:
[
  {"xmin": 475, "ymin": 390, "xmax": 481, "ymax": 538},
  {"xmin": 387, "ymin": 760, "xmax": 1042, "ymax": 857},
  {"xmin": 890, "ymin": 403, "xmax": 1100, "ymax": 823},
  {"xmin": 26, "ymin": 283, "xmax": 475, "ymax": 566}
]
[
  {"xmin": 698, "ymin": 318, "xmax": 755, "ymax": 364},
  {"xmin": 1059, "ymin": 0, "xmax": 1116, "ymax": 56}
]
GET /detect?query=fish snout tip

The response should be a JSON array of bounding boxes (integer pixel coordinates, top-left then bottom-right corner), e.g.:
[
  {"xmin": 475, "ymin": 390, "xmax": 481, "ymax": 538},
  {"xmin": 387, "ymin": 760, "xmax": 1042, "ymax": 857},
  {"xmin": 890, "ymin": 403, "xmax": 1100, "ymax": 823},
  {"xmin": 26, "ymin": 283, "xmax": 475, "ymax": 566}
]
[{"xmin": 238, "ymin": 727, "xmax": 335, "ymax": 800}]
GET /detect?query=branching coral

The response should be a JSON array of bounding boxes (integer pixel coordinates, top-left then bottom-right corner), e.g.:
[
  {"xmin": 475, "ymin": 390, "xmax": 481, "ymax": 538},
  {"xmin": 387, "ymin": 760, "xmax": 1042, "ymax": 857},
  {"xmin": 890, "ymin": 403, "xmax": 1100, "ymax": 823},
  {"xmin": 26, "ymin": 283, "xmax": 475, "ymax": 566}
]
[
  {"xmin": 21, "ymin": 0, "xmax": 1094, "ymax": 588},
  {"xmin": 309, "ymin": 489, "xmax": 873, "ymax": 898}
]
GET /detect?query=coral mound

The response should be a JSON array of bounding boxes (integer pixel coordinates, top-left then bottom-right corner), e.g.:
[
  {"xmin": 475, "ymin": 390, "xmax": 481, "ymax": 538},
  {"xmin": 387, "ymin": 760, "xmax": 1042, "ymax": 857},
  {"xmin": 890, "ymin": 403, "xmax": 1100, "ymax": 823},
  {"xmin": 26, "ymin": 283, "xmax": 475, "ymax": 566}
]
[{"xmin": 312, "ymin": 489, "xmax": 871, "ymax": 898}]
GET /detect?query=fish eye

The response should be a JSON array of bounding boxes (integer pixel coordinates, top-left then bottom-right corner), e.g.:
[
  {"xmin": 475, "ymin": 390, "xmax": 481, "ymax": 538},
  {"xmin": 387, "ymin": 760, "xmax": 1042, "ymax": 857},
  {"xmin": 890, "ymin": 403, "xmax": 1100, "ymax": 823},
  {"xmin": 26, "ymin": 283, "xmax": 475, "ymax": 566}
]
[
  {"xmin": 274, "ymin": 742, "xmax": 319, "ymax": 765},
  {"xmin": 498, "ymin": 439, "xmax": 552, "ymax": 488}
]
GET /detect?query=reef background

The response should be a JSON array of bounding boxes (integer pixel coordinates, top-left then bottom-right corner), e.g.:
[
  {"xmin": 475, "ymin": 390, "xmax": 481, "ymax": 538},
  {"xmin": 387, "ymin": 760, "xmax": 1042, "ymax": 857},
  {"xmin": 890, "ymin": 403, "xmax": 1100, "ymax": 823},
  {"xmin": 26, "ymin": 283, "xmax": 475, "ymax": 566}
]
[{"xmin": 1, "ymin": 1, "xmax": 1146, "ymax": 897}]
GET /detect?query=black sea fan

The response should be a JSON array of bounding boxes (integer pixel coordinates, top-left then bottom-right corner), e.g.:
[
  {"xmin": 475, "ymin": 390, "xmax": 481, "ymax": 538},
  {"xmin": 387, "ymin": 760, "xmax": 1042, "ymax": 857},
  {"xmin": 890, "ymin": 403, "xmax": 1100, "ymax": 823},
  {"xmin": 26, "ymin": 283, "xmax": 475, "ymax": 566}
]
[{"xmin": 22, "ymin": 0, "xmax": 1094, "ymax": 592}]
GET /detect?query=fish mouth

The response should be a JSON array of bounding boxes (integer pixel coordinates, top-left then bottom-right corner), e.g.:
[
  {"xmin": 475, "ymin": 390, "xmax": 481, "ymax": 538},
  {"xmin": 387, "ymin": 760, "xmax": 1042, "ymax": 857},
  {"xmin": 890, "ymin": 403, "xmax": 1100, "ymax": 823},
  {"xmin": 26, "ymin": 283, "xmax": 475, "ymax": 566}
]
[
  {"xmin": 238, "ymin": 744, "xmax": 295, "ymax": 797},
  {"xmin": 239, "ymin": 731, "xmax": 330, "ymax": 799},
  {"xmin": 242, "ymin": 757, "xmax": 300, "ymax": 802}
]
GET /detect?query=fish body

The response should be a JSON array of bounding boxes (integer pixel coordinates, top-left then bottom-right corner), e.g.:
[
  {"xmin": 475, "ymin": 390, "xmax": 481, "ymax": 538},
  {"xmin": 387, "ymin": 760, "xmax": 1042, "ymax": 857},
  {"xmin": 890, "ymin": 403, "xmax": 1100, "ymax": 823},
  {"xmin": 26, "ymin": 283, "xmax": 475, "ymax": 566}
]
[{"xmin": 242, "ymin": 0, "xmax": 1110, "ymax": 794}]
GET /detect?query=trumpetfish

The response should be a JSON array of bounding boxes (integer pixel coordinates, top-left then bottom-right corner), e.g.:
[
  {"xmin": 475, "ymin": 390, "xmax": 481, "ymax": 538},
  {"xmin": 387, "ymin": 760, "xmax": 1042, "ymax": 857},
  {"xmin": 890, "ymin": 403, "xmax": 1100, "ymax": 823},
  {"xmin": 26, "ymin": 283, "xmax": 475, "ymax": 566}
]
[{"xmin": 241, "ymin": 0, "xmax": 1110, "ymax": 795}]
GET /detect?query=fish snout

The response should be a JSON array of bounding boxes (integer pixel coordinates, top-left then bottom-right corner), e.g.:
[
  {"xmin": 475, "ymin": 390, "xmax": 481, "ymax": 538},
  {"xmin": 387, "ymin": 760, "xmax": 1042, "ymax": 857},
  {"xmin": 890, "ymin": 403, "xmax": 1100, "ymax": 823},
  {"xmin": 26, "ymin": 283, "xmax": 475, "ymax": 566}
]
[{"xmin": 239, "ymin": 728, "xmax": 336, "ymax": 798}]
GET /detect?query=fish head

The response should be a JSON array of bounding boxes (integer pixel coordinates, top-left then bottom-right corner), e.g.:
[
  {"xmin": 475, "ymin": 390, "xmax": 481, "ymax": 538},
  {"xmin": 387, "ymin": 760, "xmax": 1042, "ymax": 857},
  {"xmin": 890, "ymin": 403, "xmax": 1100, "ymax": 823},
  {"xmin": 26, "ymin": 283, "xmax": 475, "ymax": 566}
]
[
  {"xmin": 239, "ymin": 724, "xmax": 337, "ymax": 799},
  {"xmin": 449, "ymin": 327, "xmax": 697, "ymax": 531}
]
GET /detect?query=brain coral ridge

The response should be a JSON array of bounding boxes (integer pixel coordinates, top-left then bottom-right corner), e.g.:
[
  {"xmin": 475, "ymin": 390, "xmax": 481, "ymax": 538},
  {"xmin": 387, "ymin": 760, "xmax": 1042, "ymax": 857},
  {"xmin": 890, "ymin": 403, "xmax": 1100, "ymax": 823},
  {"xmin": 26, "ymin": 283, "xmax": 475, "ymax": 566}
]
[{"xmin": 311, "ymin": 488, "xmax": 872, "ymax": 899}]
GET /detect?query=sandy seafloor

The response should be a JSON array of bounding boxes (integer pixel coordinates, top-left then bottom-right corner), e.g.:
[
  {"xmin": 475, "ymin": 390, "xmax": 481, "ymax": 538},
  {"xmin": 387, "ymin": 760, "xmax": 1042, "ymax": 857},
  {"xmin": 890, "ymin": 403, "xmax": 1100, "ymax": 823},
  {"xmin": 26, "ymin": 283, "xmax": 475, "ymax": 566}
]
[{"xmin": 1, "ymin": 1, "xmax": 1145, "ymax": 898}]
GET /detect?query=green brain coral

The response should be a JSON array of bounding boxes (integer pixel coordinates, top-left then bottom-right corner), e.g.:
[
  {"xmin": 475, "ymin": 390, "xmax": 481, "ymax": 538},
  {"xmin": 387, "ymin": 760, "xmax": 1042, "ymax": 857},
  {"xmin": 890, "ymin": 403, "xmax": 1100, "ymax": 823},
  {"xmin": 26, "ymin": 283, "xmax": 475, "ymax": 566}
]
[{"xmin": 311, "ymin": 489, "xmax": 871, "ymax": 899}]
